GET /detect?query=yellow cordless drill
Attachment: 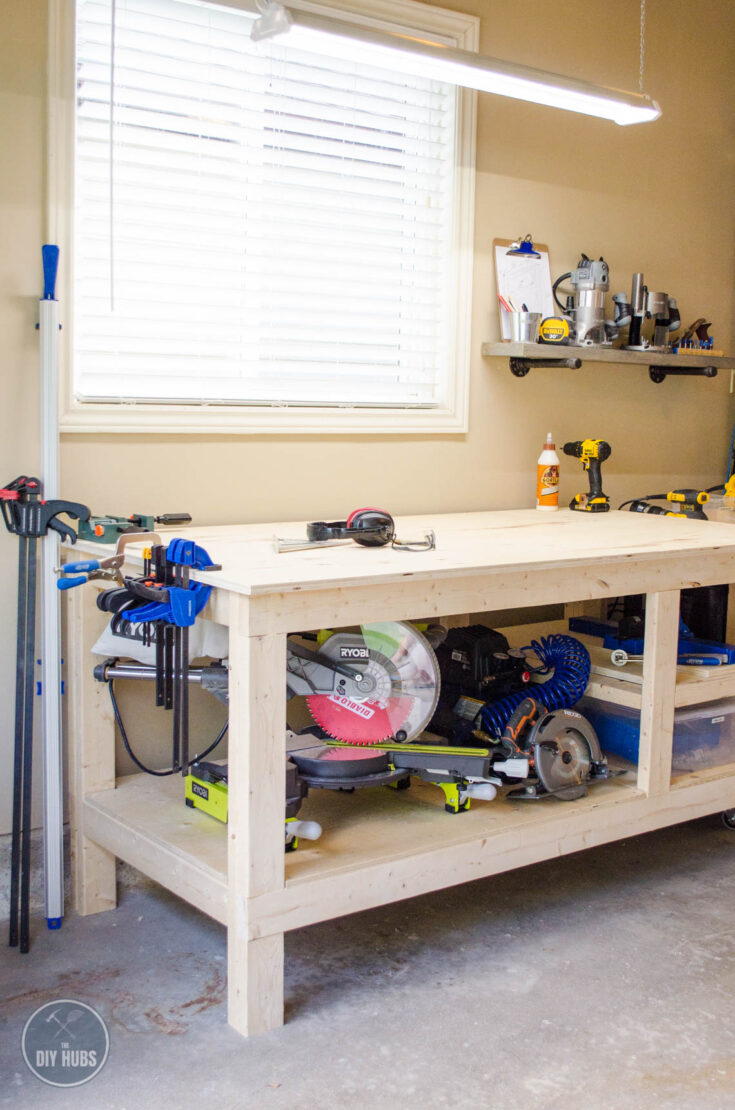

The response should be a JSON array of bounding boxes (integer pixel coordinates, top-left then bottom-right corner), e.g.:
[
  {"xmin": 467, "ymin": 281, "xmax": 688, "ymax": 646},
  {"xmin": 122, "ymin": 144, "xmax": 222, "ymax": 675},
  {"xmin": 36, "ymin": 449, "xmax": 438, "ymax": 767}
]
[{"xmin": 563, "ymin": 439, "xmax": 611, "ymax": 512}]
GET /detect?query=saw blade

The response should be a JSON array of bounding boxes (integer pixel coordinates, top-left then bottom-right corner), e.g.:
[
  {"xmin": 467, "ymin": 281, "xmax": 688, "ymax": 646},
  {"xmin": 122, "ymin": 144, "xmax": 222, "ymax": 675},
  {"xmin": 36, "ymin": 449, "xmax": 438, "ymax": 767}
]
[
  {"xmin": 534, "ymin": 731, "xmax": 591, "ymax": 798},
  {"xmin": 306, "ymin": 693, "xmax": 410, "ymax": 743},
  {"xmin": 531, "ymin": 709, "xmax": 601, "ymax": 799},
  {"xmin": 306, "ymin": 621, "xmax": 440, "ymax": 744}
]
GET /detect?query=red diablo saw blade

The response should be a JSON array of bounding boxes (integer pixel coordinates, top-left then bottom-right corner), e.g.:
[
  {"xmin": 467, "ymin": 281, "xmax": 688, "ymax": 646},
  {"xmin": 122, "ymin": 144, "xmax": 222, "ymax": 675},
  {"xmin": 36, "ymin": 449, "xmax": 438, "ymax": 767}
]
[{"xmin": 306, "ymin": 693, "xmax": 410, "ymax": 744}]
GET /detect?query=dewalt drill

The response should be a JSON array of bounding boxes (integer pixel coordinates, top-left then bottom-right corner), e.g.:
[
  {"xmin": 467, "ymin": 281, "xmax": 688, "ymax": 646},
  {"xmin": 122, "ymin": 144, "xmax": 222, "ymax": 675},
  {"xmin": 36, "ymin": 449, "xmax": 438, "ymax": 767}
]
[{"xmin": 563, "ymin": 439, "xmax": 611, "ymax": 512}]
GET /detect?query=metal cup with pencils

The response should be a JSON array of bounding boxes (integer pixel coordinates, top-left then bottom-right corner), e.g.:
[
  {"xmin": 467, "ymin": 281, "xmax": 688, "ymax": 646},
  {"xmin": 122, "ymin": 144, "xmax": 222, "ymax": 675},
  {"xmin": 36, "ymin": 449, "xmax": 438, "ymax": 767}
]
[
  {"xmin": 498, "ymin": 293, "xmax": 541, "ymax": 342},
  {"xmin": 510, "ymin": 310, "xmax": 542, "ymax": 342}
]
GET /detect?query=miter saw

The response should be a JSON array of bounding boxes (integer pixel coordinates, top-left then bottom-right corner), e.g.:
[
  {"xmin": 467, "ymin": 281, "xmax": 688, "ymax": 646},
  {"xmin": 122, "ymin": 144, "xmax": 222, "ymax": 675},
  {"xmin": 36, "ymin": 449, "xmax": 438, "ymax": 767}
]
[{"xmin": 288, "ymin": 621, "xmax": 502, "ymax": 811}]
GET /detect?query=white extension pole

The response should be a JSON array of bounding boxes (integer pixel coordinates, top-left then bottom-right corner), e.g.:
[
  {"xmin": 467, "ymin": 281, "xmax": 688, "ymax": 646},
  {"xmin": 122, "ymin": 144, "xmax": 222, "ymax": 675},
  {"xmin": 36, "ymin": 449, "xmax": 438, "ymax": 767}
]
[{"xmin": 39, "ymin": 244, "xmax": 64, "ymax": 930}]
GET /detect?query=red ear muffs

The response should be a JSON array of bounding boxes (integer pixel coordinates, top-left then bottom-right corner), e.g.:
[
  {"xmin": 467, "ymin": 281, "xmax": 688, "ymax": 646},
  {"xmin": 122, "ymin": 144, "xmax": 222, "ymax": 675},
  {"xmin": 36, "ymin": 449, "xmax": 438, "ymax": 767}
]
[
  {"xmin": 306, "ymin": 508, "xmax": 395, "ymax": 547},
  {"xmin": 344, "ymin": 508, "xmax": 395, "ymax": 546}
]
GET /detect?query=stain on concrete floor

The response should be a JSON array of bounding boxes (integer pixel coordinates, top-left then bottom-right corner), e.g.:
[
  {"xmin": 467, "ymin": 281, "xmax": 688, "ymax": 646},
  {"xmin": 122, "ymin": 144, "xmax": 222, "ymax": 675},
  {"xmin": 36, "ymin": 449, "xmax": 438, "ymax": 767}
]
[{"xmin": 2, "ymin": 815, "xmax": 735, "ymax": 1110}]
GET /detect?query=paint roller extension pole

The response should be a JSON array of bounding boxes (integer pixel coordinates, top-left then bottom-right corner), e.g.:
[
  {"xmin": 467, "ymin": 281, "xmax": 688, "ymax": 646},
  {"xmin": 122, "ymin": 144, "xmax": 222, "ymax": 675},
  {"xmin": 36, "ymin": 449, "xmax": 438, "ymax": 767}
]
[{"xmin": 40, "ymin": 244, "xmax": 64, "ymax": 930}]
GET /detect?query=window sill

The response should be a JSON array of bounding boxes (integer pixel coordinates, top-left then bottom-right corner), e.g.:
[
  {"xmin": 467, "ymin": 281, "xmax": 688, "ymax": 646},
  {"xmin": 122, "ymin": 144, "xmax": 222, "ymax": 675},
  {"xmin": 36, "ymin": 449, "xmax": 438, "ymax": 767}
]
[{"xmin": 60, "ymin": 400, "xmax": 469, "ymax": 436}]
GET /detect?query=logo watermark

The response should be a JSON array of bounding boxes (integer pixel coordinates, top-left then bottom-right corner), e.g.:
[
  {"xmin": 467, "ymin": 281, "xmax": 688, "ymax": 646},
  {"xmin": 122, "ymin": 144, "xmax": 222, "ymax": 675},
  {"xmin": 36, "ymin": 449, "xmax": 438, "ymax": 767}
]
[{"xmin": 22, "ymin": 999, "xmax": 109, "ymax": 1087}]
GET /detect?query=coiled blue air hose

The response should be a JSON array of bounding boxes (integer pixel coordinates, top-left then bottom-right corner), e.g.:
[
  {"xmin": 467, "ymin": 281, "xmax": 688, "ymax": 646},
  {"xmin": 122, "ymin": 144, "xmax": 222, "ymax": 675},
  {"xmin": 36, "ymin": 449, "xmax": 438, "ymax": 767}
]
[{"xmin": 479, "ymin": 633, "xmax": 591, "ymax": 737}]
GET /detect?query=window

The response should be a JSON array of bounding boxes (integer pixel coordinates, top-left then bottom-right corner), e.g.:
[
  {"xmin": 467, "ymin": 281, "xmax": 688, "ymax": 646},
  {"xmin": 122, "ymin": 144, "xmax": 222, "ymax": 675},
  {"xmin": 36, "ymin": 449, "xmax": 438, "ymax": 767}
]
[{"xmin": 61, "ymin": 0, "xmax": 477, "ymax": 432}]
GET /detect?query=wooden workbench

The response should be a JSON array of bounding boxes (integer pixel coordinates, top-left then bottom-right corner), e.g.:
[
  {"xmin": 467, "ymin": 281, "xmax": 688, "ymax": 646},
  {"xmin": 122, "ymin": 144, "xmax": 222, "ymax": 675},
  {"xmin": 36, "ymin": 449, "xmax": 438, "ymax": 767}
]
[{"xmin": 66, "ymin": 509, "xmax": 735, "ymax": 1036}]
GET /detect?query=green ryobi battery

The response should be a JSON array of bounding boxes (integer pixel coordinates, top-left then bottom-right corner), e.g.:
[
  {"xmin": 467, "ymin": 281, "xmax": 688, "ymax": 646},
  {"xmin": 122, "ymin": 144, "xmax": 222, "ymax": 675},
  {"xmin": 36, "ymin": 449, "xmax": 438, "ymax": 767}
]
[
  {"xmin": 185, "ymin": 766, "xmax": 228, "ymax": 822},
  {"xmin": 185, "ymin": 760, "xmax": 307, "ymax": 836}
]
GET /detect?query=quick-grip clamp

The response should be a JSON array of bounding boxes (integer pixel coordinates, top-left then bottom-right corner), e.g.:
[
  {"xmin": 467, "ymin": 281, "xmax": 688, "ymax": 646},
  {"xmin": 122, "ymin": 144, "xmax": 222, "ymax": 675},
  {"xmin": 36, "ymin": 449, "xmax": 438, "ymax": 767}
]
[{"xmin": 0, "ymin": 476, "xmax": 90, "ymax": 543}]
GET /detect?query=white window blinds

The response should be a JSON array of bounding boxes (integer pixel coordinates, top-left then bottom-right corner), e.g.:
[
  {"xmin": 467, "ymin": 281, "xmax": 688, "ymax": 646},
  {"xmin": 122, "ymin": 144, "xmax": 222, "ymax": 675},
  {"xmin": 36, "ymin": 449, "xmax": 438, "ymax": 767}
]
[{"xmin": 74, "ymin": 0, "xmax": 458, "ymax": 407}]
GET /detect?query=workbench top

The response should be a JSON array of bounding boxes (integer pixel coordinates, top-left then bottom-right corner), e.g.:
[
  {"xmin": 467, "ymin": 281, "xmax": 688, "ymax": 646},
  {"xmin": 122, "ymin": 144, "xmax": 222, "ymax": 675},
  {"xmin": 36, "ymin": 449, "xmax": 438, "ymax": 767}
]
[{"xmin": 70, "ymin": 508, "xmax": 735, "ymax": 597}]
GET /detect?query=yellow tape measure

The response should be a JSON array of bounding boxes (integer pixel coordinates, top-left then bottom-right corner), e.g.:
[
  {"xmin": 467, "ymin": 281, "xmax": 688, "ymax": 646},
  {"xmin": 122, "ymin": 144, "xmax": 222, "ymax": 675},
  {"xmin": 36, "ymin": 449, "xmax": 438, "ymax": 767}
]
[{"xmin": 539, "ymin": 316, "xmax": 571, "ymax": 344}]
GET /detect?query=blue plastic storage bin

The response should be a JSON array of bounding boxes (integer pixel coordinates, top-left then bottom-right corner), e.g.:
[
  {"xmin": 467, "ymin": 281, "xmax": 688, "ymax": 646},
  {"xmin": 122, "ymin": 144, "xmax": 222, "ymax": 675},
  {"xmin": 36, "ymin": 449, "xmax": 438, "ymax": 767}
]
[{"xmin": 578, "ymin": 696, "xmax": 735, "ymax": 773}]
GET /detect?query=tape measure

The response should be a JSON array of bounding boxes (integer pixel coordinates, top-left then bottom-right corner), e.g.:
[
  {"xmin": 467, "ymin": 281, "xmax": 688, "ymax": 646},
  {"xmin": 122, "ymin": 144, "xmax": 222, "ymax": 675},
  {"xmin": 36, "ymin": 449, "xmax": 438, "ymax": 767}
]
[{"xmin": 539, "ymin": 316, "xmax": 571, "ymax": 344}]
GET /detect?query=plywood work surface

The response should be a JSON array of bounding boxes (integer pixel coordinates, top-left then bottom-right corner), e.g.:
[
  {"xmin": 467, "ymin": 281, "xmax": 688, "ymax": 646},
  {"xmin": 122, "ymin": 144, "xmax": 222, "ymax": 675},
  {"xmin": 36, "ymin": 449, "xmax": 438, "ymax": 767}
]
[{"xmin": 69, "ymin": 509, "xmax": 735, "ymax": 598}]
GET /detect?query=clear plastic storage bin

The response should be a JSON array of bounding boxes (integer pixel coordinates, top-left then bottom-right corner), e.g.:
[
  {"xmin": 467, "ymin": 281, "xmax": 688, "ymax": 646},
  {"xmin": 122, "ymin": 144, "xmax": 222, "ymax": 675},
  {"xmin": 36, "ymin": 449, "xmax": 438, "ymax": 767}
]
[{"xmin": 578, "ymin": 696, "xmax": 735, "ymax": 774}]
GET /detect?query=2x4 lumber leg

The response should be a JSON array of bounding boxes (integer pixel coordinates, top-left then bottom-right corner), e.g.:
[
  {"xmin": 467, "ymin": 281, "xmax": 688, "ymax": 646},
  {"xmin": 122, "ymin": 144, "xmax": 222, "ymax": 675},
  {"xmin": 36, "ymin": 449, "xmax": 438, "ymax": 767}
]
[
  {"xmin": 229, "ymin": 933, "xmax": 284, "ymax": 1037},
  {"xmin": 66, "ymin": 586, "xmax": 117, "ymax": 915},
  {"xmin": 227, "ymin": 595, "xmax": 286, "ymax": 1036},
  {"xmin": 637, "ymin": 590, "xmax": 680, "ymax": 797}
]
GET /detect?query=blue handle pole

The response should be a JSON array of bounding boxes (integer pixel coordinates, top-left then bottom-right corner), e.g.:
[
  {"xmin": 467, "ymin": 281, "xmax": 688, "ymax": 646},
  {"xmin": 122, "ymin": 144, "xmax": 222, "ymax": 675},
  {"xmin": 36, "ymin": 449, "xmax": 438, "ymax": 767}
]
[
  {"xmin": 42, "ymin": 244, "xmax": 60, "ymax": 300},
  {"xmin": 63, "ymin": 560, "xmax": 100, "ymax": 573},
  {"xmin": 57, "ymin": 576, "xmax": 87, "ymax": 591}
]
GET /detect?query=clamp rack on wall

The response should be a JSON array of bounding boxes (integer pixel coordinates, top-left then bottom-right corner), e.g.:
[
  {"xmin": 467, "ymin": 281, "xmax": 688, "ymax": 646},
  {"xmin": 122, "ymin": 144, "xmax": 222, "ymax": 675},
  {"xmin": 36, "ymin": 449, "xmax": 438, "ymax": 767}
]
[{"xmin": 481, "ymin": 342, "xmax": 735, "ymax": 383}]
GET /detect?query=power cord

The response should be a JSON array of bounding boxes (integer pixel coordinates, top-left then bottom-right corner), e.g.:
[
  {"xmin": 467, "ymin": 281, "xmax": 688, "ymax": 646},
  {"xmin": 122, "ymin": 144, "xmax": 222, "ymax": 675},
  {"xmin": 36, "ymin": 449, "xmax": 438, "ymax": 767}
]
[{"xmin": 107, "ymin": 679, "xmax": 228, "ymax": 776}]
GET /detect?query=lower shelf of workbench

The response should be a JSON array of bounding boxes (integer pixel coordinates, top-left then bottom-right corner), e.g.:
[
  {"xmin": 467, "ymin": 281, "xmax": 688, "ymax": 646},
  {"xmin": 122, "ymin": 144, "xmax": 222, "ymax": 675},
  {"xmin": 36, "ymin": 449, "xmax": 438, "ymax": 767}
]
[{"xmin": 82, "ymin": 759, "xmax": 735, "ymax": 939}]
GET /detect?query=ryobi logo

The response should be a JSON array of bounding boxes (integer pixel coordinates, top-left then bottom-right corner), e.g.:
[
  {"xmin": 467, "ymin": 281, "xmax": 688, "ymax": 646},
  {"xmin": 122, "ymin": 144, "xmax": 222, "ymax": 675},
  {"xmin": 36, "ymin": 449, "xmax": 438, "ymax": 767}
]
[
  {"xmin": 191, "ymin": 781, "xmax": 209, "ymax": 801},
  {"xmin": 339, "ymin": 646, "xmax": 369, "ymax": 660}
]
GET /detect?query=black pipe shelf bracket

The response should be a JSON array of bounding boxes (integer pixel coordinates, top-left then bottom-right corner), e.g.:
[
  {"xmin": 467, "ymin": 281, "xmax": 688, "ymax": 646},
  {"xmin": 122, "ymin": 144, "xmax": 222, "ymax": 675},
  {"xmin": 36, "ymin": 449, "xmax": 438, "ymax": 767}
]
[
  {"xmin": 482, "ymin": 342, "xmax": 734, "ymax": 382},
  {"xmin": 648, "ymin": 364, "xmax": 718, "ymax": 383},
  {"xmin": 510, "ymin": 356, "xmax": 582, "ymax": 378}
]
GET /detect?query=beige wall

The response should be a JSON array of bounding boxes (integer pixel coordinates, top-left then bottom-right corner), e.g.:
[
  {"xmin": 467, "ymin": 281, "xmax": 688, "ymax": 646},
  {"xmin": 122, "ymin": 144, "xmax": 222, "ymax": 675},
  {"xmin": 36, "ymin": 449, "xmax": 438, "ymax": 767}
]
[{"xmin": 2, "ymin": 0, "xmax": 735, "ymax": 833}]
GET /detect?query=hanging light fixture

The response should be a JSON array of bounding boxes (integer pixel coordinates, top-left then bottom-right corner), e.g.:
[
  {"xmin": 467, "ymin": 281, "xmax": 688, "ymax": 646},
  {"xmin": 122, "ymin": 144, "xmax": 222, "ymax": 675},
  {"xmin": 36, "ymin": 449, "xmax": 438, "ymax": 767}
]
[{"xmin": 250, "ymin": 0, "xmax": 660, "ymax": 127}]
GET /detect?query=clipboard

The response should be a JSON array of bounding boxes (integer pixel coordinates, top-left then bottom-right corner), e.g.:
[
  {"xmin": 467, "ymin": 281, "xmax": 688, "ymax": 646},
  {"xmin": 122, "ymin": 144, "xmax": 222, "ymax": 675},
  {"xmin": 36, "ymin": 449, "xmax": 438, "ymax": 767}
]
[{"xmin": 493, "ymin": 238, "xmax": 555, "ymax": 340}]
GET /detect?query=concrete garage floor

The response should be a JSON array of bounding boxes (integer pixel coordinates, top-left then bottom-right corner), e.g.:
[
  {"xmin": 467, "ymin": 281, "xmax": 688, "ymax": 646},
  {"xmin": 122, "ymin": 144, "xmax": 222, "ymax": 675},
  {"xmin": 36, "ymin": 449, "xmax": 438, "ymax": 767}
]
[{"xmin": 2, "ymin": 817, "xmax": 735, "ymax": 1110}]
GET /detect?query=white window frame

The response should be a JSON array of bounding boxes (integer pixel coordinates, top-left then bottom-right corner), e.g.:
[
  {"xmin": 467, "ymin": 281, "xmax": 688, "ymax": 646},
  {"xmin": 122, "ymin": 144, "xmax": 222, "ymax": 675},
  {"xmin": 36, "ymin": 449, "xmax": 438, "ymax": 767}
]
[{"xmin": 49, "ymin": 0, "xmax": 478, "ymax": 435}]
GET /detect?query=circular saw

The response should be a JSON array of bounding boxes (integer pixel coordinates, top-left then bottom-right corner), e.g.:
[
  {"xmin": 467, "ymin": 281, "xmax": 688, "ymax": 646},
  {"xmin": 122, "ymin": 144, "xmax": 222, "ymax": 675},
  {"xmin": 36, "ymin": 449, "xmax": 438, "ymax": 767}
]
[
  {"xmin": 523, "ymin": 708, "xmax": 607, "ymax": 800},
  {"xmin": 286, "ymin": 622, "xmax": 440, "ymax": 744}
]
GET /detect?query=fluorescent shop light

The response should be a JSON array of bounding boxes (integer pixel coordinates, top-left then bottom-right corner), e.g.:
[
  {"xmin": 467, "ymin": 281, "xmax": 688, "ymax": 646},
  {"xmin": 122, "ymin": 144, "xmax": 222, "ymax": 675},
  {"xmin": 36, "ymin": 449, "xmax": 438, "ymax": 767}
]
[{"xmin": 250, "ymin": 2, "xmax": 661, "ymax": 126}]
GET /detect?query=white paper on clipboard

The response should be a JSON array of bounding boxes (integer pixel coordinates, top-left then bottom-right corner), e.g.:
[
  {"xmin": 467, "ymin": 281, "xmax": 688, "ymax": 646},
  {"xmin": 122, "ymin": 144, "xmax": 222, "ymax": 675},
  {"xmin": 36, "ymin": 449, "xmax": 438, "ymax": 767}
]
[{"xmin": 494, "ymin": 243, "xmax": 555, "ymax": 340}]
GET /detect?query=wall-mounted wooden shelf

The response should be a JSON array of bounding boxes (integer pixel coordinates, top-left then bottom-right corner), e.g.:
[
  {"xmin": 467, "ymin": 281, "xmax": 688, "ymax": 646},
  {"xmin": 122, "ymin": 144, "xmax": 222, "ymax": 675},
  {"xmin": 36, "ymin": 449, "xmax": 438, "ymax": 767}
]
[{"xmin": 481, "ymin": 341, "xmax": 735, "ymax": 382}]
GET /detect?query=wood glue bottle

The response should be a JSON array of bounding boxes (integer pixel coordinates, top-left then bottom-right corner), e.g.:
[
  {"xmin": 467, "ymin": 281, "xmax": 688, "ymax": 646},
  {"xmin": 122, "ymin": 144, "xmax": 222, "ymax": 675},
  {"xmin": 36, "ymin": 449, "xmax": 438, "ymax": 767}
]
[{"xmin": 536, "ymin": 432, "xmax": 560, "ymax": 511}]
